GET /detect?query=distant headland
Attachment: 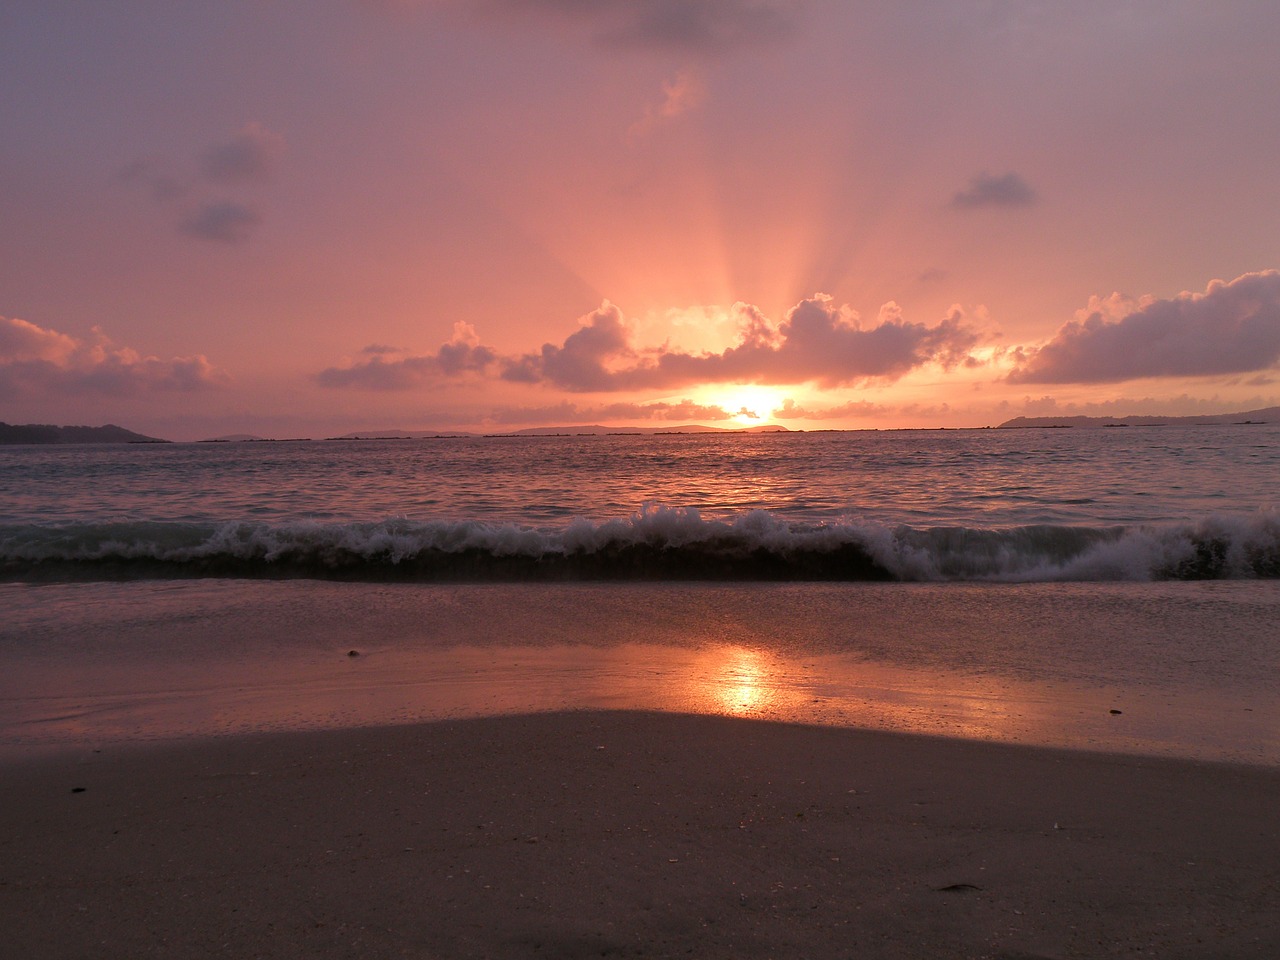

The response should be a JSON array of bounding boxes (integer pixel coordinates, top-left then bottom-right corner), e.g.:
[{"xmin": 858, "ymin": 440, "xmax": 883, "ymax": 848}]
[
  {"xmin": 997, "ymin": 406, "xmax": 1278, "ymax": 429},
  {"xmin": 0, "ymin": 422, "xmax": 168, "ymax": 444}
]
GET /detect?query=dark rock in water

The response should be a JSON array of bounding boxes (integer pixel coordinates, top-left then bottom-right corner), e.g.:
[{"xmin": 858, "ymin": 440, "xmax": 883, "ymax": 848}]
[
  {"xmin": 71, "ymin": 787, "xmax": 86, "ymax": 793},
  {"xmin": 936, "ymin": 883, "xmax": 982, "ymax": 893},
  {"xmin": 1110, "ymin": 709, "xmax": 1123, "ymax": 715},
  {"xmin": 347, "ymin": 650, "xmax": 360, "ymax": 657}
]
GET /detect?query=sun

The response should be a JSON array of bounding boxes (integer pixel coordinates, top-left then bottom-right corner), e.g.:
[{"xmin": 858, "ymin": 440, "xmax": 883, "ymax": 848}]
[{"xmin": 711, "ymin": 385, "xmax": 787, "ymax": 425}]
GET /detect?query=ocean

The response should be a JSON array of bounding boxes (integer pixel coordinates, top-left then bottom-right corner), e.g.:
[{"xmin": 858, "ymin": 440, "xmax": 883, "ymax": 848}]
[{"xmin": 2, "ymin": 426, "xmax": 1278, "ymax": 762}]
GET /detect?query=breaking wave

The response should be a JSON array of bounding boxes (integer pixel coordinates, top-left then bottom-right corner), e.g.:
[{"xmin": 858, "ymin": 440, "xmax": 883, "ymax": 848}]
[{"xmin": 2, "ymin": 506, "xmax": 1278, "ymax": 583}]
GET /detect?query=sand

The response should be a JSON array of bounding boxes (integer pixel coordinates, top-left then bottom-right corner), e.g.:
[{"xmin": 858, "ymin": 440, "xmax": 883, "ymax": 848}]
[{"xmin": 2, "ymin": 710, "xmax": 1277, "ymax": 959}]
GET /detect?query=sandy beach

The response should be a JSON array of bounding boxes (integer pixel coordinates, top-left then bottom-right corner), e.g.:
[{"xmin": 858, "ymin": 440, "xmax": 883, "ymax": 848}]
[{"xmin": 2, "ymin": 710, "xmax": 1277, "ymax": 959}]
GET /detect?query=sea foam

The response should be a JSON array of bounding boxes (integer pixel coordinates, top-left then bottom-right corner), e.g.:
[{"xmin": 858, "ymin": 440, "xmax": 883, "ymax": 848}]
[{"xmin": 2, "ymin": 505, "xmax": 1278, "ymax": 583}]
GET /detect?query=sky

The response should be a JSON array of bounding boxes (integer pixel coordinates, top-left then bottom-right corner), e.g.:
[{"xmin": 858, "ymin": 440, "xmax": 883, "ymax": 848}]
[{"xmin": 3, "ymin": 0, "xmax": 1280, "ymax": 440}]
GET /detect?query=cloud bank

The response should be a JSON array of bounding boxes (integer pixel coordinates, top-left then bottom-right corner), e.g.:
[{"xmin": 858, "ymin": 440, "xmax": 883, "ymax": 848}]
[
  {"xmin": 0, "ymin": 316, "xmax": 225, "ymax": 397},
  {"xmin": 503, "ymin": 296, "xmax": 980, "ymax": 391},
  {"xmin": 1009, "ymin": 271, "xmax": 1280, "ymax": 383},
  {"xmin": 318, "ymin": 296, "xmax": 982, "ymax": 393}
]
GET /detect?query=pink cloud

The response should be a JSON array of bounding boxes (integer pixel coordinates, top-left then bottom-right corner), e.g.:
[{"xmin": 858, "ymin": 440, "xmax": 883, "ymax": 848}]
[
  {"xmin": 0, "ymin": 316, "xmax": 225, "ymax": 398},
  {"xmin": 630, "ymin": 69, "xmax": 706, "ymax": 138},
  {"xmin": 316, "ymin": 322, "xmax": 498, "ymax": 389},
  {"xmin": 770, "ymin": 398, "xmax": 890, "ymax": 420},
  {"xmin": 1009, "ymin": 271, "xmax": 1280, "ymax": 384}
]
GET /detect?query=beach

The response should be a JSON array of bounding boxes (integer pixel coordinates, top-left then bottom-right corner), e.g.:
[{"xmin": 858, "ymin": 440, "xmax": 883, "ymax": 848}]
[
  {"xmin": 3, "ymin": 710, "xmax": 1278, "ymax": 959},
  {"xmin": 2, "ymin": 433, "xmax": 1279, "ymax": 958}
]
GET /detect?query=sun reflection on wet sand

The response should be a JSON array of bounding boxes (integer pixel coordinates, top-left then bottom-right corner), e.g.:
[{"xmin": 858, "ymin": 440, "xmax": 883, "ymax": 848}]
[
  {"xmin": 700, "ymin": 647, "xmax": 774, "ymax": 715},
  {"xmin": 6, "ymin": 639, "xmax": 1275, "ymax": 765}
]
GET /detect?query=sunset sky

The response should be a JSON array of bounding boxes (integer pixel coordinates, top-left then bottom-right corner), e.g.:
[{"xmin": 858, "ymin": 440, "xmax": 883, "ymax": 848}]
[{"xmin": 4, "ymin": 1, "xmax": 1280, "ymax": 440}]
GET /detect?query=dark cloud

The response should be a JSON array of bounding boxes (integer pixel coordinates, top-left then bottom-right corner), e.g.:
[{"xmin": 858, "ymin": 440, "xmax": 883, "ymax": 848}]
[
  {"xmin": 0, "ymin": 316, "xmax": 225, "ymax": 398},
  {"xmin": 499, "ymin": 301, "xmax": 638, "ymax": 391},
  {"xmin": 471, "ymin": 0, "xmax": 798, "ymax": 53},
  {"xmin": 1009, "ymin": 271, "xmax": 1280, "ymax": 384},
  {"xmin": 201, "ymin": 122, "xmax": 285, "ymax": 184},
  {"xmin": 180, "ymin": 201, "xmax": 263, "ymax": 244},
  {"xmin": 316, "ymin": 323, "xmax": 498, "ymax": 389},
  {"xmin": 122, "ymin": 124, "xmax": 282, "ymax": 243},
  {"xmin": 503, "ymin": 296, "xmax": 981, "ymax": 392},
  {"xmin": 951, "ymin": 171, "xmax": 1037, "ymax": 209}
]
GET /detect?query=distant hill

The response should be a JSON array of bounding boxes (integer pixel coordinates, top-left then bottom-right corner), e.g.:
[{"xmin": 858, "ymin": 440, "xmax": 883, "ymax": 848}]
[
  {"xmin": 997, "ymin": 406, "xmax": 1280, "ymax": 429},
  {"xmin": 0, "ymin": 422, "xmax": 168, "ymax": 444}
]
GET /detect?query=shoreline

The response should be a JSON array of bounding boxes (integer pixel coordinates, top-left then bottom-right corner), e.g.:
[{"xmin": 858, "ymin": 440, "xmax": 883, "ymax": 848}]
[{"xmin": 3, "ymin": 709, "xmax": 1278, "ymax": 958}]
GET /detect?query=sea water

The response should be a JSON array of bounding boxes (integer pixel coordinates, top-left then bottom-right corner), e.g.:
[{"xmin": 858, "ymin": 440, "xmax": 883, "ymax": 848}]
[{"xmin": 1, "ymin": 427, "xmax": 1278, "ymax": 760}]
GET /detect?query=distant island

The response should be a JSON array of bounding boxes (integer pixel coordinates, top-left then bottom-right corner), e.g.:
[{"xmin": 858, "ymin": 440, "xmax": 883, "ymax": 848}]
[
  {"xmin": 997, "ymin": 406, "xmax": 1278, "ymax": 429},
  {"xmin": 0, "ymin": 422, "xmax": 168, "ymax": 444}
]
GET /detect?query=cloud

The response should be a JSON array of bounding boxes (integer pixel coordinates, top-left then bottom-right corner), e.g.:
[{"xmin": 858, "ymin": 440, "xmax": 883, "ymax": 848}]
[
  {"xmin": 316, "ymin": 322, "xmax": 498, "ymax": 389},
  {"xmin": 500, "ymin": 301, "xmax": 638, "ymax": 390},
  {"xmin": 951, "ymin": 171, "xmax": 1037, "ymax": 209},
  {"xmin": 1009, "ymin": 271, "xmax": 1280, "ymax": 384},
  {"xmin": 465, "ymin": 0, "xmax": 798, "ymax": 54},
  {"xmin": 316, "ymin": 293, "xmax": 982, "ymax": 395},
  {"xmin": 0, "ymin": 316, "xmax": 225, "ymax": 398},
  {"xmin": 180, "ymin": 201, "xmax": 263, "ymax": 244},
  {"xmin": 121, "ymin": 123, "xmax": 283, "ymax": 243},
  {"xmin": 502, "ymin": 296, "xmax": 982, "ymax": 391},
  {"xmin": 319, "ymin": 296, "xmax": 982, "ymax": 393},
  {"xmin": 629, "ymin": 70, "xmax": 706, "ymax": 138},
  {"xmin": 0, "ymin": 315, "xmax": 79, "ymax": 365},
  {"xmin": 770, "ymin": 397, "xmax": 890, "ymax": 420},
  {"xmin": 118, "ymin": 161, "xmax": 188, "ymax": 202},
  {"xmin": 201, "ymin": 122, "xmax": 286, "ymax": 184}
]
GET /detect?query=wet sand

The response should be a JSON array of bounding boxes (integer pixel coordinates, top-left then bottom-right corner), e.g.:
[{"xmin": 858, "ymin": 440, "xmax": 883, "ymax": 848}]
[{"xmin": 2, "ymin": 710, "xmax": 1278, "ymax": 959}]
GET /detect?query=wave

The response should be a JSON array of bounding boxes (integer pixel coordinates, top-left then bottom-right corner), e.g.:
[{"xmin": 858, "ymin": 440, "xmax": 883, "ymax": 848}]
[{"xmin": 2, "ymin": 506, "xmax": 1278, "ymax": 584}]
